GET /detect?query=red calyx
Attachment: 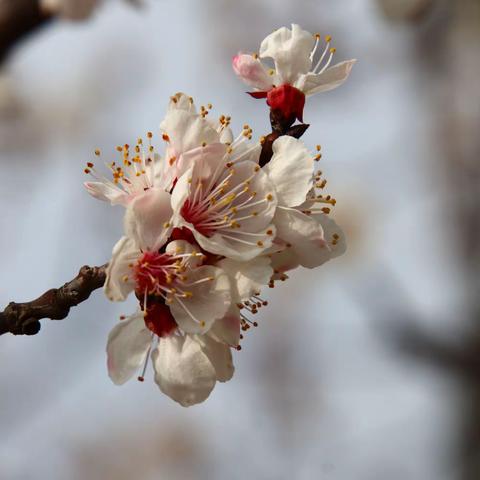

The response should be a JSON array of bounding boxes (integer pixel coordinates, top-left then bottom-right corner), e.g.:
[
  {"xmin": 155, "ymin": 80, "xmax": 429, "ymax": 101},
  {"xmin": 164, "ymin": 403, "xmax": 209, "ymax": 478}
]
[
  {"xmin": 144, "ymin": 301, "xmax": 177, "ymax": 338},
  {"xmin": 248, "ymin": 84, "xmax": 305, "ymax": 123},
  {"xmin": 267, "ymin": 84, "xmax": 305, "ymax": 123}
]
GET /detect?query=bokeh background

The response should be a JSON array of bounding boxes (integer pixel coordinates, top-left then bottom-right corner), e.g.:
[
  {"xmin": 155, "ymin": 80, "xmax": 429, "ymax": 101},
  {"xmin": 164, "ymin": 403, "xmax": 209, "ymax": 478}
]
[{"xmin": 1, "ymin": 0, "xmax": 479, "ymax": 479}]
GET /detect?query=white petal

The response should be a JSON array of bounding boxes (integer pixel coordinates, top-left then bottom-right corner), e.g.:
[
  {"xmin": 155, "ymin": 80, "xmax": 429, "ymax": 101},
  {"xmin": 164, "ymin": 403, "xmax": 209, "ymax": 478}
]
[
  {"xmin": 209, "ymin": 306, "xmax": 241, "ymax": 347},
  {"xmin": 274, "ymin": 207, "xmax": 330, "ymax": 269},
  {"xmin": 124, "ymin": 188, "xmax": 173, "ymax": 251},
  {"xmin": 264, "ymin": 136, "xmax": 313, "ymax": 207},
  {"xmin": 169, "ymin": 266, "xmax": 231, "ymax": 334},
  {"xmin": 104, "ymin": 236, "xmax": 137, "ymax": 301},
  {"xmin": 232, "ymin": 53, "xmax": 274, "ymax": 91},
  {"xmin": 106, "ymin": 312, "xmax": 152, "ymax": 385},
  {"xmin": 295, "ymin": 60, "xmax": 356, "ymax": 96},
  {"xmin": 84, "ymin": 181, "xmax": 129, "ymax": 206},
  {"xmin": 176, "ymin": 143, "xmax": 227, "ymax": 183},
  {"xmin": 259, "ymin": 24, "xmax": 315, "ymax": 84},
  {"xmin": 160, "ymin": 109, "xmax": 220, "ymax": 157},
  {"xmin": 193, "ymin": 225, "xmax": 276, "ymax": 262},
  {"xmin": 152, "ymin": 335, "xmax": 216, "ymax": 407},
  {"xmin": 219, "ymin": 257, "xmax": 273, "ymax": 300},
  {"xmin": 270, "ymin": 247, "xmax": 300, "ymax": 273},
  {"xmin": 196, "ymin": 335, "xmax": 234, "ymax": 382},
  {"xmin": 313, "ymin": 213, "xmax": 347, "ymax": 261}
]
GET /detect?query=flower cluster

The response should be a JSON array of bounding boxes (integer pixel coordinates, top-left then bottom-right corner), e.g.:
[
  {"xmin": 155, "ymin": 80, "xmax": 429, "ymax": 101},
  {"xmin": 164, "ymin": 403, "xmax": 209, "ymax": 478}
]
[{"xmin": 84, "ymin": 24, "xmax": 353, "ymax": 407}]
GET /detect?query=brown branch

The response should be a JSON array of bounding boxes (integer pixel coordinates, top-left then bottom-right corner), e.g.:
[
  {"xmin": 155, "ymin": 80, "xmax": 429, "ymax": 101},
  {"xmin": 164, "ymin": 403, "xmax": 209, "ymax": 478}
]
[
  {"xmin": 0, "ymin": 264, "xmax": 107, "ymax": 336},
  {"xmin": 0, "ymin": 0, "xmax": 54, "ymax": 64},
  {"xmin": 259, "ymin": 109, "xmax": 309, "ymax": 167}
]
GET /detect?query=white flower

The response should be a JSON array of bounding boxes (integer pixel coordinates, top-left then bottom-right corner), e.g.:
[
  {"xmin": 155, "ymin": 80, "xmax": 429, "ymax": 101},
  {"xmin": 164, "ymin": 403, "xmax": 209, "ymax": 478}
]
[
  {"xmin": 233, "ymin": 24, "xmax": 356, "ymax": 121},
  {"xmin": 159, "ymin": 92, "xmax": 258, "ymax": 189},
  {"xmin": 171, "ymin": 142, "xmax": 278, "ymax": 262},
  {"xmin": 104, "ymin": 187, "xmax": 232, "ymax": 335},
  {"xmin": 106, "ymin": 310, "xmax": 234, "ymax": 407},
  {"xmin": 84, "ymin": 93, "xmax": 259, "ymax": 204},
  {"xmin": 105, "ymin": 236, "xmax": 231, "ymax": 335},
  {"xmin": 263, "ymin": 136, "xmax": 346, "ymax": 270},
  {"xmin": 84, "ymin": 133, "xmax": 166, "ymax": 206}
]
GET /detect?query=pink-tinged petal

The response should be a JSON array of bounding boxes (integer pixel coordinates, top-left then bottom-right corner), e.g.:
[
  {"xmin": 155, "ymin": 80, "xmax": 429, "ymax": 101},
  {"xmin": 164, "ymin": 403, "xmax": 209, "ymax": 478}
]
[
  {"xmin": 259, "ymin": 24, "xmax": 315, "ymax": 84},
  {"xmin": 169, "ymin": 266, "xmax": 231, "ymax": 335},
  {"xmin": 295, "ymin": 59, "xmax": 356, "ymax": 96},
  {"xmin": 232, "ymin": 53, "xmax": 274, "ymax": 91},
  {"xmin": 274, "ymin": 207, "xmax": 331, "ymax": 269},
  {"xmin": 196, "ymin": 335, "xmax": 234, "ymax": 382},
  {"xmin": 106, "ymin": 312, "xmax": 152, "ymax": 385},
  {"xmin": 209, "ymin": 306, "xmax": 241, "ymax": 347},
  {"xmin": 270, "ymin": 247, "xmax": 301, "ymax": 273},
  {"xmin": 218, "ymin": 257, "xmax": 273, "ymax": 301},
  {"xmin": 124, "ymin": 188, "xmax": 173, "ymax": 251},
  {"xmin": 84, "ymin": 181, "xmax": 129, "ymax": 206},
  {"xmin": 264, "ymin": 136, "xmax": 313, "ymax": 207},
  {"xmin": 160, "ymin": 109, "xmax": 220, "ymax": 156},
  {"xmin": 175, "ymin": 143, "xmax": 227, "ymax": 184},
  {"xmin": 104, "ymin": 236, "xmax": 137, "ymax": 301},
  {"xmin": 152, "ymin": 335, "xmax": 217, "ymax": 407}
]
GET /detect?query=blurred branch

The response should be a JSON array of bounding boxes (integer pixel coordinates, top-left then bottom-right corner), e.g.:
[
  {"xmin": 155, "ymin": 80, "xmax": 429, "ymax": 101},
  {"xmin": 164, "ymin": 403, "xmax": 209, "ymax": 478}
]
[
  {"xmin": 0, "ymin": 263, "xmax": 107, "ymax": 336},
  {"xmin": 0, "ymin": 0, "xmax": 53, "ymax": 64}
]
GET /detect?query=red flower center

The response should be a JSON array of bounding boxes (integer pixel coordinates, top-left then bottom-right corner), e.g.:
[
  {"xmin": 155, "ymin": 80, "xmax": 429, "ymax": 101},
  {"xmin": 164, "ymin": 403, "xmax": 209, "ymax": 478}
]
[
  {"xmin": 181, "ymin": 199, "xmax": 215, "ymax": 237},
  {"xmin": 134, "ymin": 251, "xmax": 175, "ymax": 295}
]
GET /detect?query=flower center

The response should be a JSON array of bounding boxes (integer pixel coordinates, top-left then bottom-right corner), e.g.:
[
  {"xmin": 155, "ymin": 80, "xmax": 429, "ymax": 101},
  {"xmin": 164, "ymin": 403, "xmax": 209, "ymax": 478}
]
[
  {"xmin": 134, "ymin": 251, "xmax": 176, "ymax": 296},
  {"xmin": 181, "ymin": 198, "xmax": 216, "ymax": 237}
]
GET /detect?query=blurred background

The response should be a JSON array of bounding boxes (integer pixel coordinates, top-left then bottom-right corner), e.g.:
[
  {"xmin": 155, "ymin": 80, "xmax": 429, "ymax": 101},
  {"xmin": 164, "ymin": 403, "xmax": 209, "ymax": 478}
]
[{"xmin": 0, "ymin": 0, "xmax": 479, "ymax": 478}]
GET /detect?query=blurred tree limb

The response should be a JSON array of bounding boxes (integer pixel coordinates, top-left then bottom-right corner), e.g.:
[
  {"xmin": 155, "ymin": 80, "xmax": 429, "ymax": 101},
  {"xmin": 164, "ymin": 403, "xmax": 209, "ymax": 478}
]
[
  {"xmin": 0, "ymin": 0, "xmax": 53, "ymax": 64},
  {"xmin": 0, "ymin": 264, "xmax": 107, "ymax": 336}
]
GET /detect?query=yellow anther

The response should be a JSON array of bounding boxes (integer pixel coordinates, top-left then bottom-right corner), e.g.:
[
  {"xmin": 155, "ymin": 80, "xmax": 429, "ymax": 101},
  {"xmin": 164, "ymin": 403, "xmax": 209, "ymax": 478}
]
[
  {"xmin": 266, "ymin": 193, "xmax": 273, "ymax": 201},
  {"xmin": 94, "ymin": 149, "xmax": 101, "ymax": 156},
  {"xmin": 325, "ymin": 35, "xmax": 332, "ymax": 43},
  {"xmin": 330, "ymin": 47, "xmax": 336, "ymax": 54},
  {"xmin": 257, "ymin": 241, "xmax": 264, "ymax": 247}
]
